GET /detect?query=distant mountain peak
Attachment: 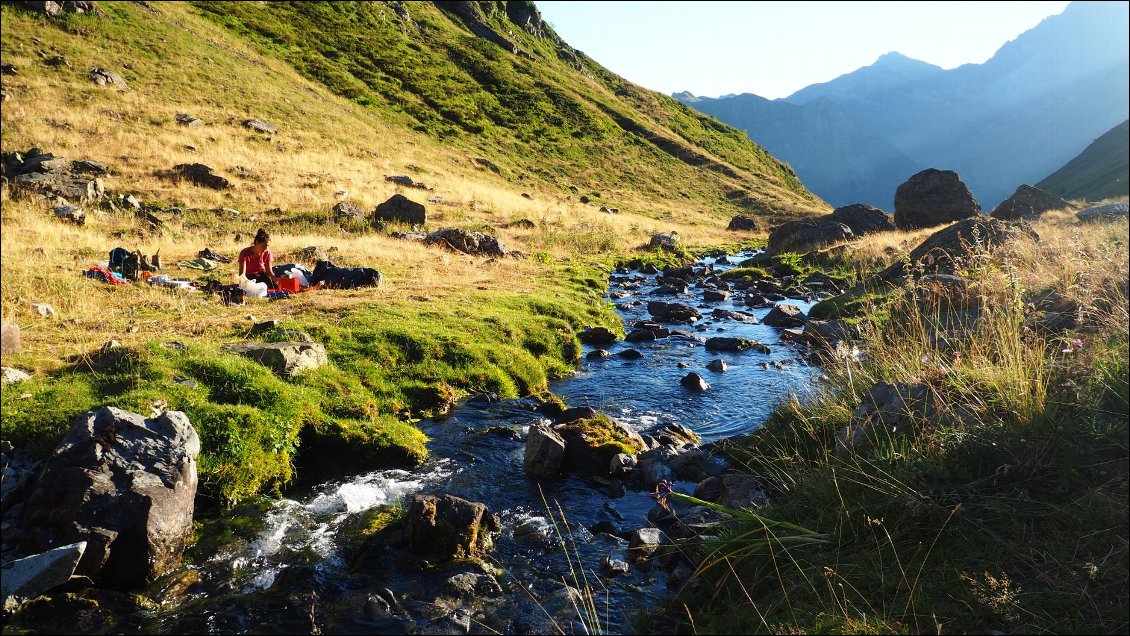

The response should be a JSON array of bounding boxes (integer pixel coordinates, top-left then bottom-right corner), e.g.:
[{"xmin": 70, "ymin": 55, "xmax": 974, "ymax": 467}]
[{"xmin": 786, "ymin": 51, "xmax": 943, "ymax": 105}]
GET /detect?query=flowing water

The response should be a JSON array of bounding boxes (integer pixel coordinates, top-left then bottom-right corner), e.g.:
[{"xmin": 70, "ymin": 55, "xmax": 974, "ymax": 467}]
[{"xmin": 97, "ymin": 251, "xmax": 820, "ymax": 634}]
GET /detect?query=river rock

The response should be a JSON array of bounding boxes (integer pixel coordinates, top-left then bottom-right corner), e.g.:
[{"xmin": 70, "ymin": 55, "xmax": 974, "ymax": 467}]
[
  {"xmin": 609, "ymin": 452, "xmax": 637, "ymax": 477},
  {"xmin": 600, "ymin": 554, "xmax": 631, "ymax": 577},
  {"xmin": 990, "ymin": 184, "xmax": 1074, "ymax": 221},
  {"xmin": 711, "ymin": 308, "xmax": 758, "ymax": 323},
  {"xmin": 680, "ymin": 372, "xmax": 709, "ymax": 392},
  {"xmin": 586, "ymin": 349, "xmax": 610, "ymax": 361},
  {"xmin": 524, "ymin": 423, "xmax": 565, "ymax": 481},
  {"xmin": 20, "ymin": 407, "xmax": 200, "ymax": 587},
  {"xmin": 703, "ymin": 289, "xmax": 730, "ymax": 302},
  {"xmin": 762, "ymin": 303, "xmax": 806, "ymax": 328},
  {"xmin": 578, "ymin": 326, "xmax": 617, "ymax": 345},
  {"xmin": 618, "ymin": 348, "xmax": 643, "ymax": 359},
  {"xmin": 647, "ymin": 301, "xmax": 701, "ymax": 324},
  {"xmin": 403, "ymin": 494, "xmax": 500, "ymax": 561},
  {"xmin": 221, "ymin": 342, "xmax": 327, "ymax": 378},
  {"xmin": 705, "ymin": 337, "xmax": 770, "ymax": 354},
  {"xmin": 374, "ymin": 193, "xmax": 426, "ymax": 226},
  {"xmin": 706, "ymin": 359, "xmax": 727, "ymax": 373},
  {"xmin": 1, "ymin": 541, "xmax": 87, "ymax": 611},
  {"xmin": 440, "ymin": 572, "xmax": 503, "ymax": 601},
  {"xmin": 556, "ymin": 406, "xmax": 599, "ymax": 424},
  {"xmin": 893, "ymin": 168, "xmax": 981, "ymax": 230},
  {"xmin": 767, "ymin": 219, "xmax": 854, "ymax": 255},
  {"xmin": 627, "ymin": 527, "xmax": 664, "ymax": 560},
  {"xmin": 425, "ymin": 228, "xmax": 507, "ymax": 257}
]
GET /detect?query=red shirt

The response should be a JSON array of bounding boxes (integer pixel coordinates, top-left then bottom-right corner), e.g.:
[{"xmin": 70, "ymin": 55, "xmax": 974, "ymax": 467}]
[{"xmin": 238, "ymin": 246, "xmax": 272, "ymax": 277}]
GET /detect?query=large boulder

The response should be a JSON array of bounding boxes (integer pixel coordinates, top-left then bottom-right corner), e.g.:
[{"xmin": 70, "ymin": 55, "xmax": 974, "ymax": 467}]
[
  {"xmin": 762, "ymin": 303, "xmax": 807, "ymax": 328},
  {"xmin": 878, "ymin": 217, "xmax": 1037, "ymax": 282},
  {"xmin": 893, "ymin": 168, "xmax": 981, "ymax": 230},
  {"xmin": 990, "ymin": 185, "xmax": 1075, "ymax": 221},
  {"xmin": 20, "ymin": 408, "xmax": 200, "ymax": 587},
  {"xmin": 425, "ymin": 228, "xmax": 508, "ymax": 257},
  {"xmin": 767, "ymin": 219, "xmax": 854, "ymax": 255},
  {"xmin": 524, "ymin": 423, "xmax": 565, "ymax": 481},
  {"xmin": 557, "ymin": 416, "xmax": 644, "ymax": 476},
  {"xmin": 726, "ymin": 215, "xmax": 761, "ymax": 231},
  {"xmin": 221, "ymin": 342, "xmax": 328, "ymax": 378},
  {"xmin": 403, "ymin": 494, "xmax": 500, "ymax": 561},
  {"xmin": 830, "ymin": 203, "xmax": 896, "ymax": 236},
  {"xmin": 374, "ymin": 193, "xmax": 426, "ymax": 226},
  {"xmin": 648, "ymin": 232, "xmax": 680, "ymax": 250}
]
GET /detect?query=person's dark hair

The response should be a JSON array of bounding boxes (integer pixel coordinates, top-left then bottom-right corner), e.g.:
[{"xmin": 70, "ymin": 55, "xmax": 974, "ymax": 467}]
[{"xmin": 254, "ymin": 228, "xmax": 270, "ymax": 246}]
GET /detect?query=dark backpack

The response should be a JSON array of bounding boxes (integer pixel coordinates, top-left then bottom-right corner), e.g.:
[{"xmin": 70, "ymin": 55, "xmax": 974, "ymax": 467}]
[
  {"xmin": 108, "ymin": 247, "xmax": 131, "ymax": 271},
  {"xmin": 219, "ymin": 284, "xmax": 244, "ymax": 306}
]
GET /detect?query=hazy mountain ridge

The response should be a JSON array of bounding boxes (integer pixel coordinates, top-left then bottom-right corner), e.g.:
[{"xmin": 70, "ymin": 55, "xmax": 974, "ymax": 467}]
[
  {"xmin": 1038, "ymin": 119, "xmax": 1129, "ymax": 201},
  {"xmin": 677, "ymin": 1, "xmax": 1129, "ymax": 209}
]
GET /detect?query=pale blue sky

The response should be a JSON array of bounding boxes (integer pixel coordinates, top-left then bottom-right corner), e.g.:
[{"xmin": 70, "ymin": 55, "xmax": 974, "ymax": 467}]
[{"xmin": 538, "ymin": 1, "xmax": 1073, "ymax": 99}]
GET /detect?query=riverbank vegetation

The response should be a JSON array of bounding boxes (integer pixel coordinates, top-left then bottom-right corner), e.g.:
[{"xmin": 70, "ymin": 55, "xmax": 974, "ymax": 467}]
[{"xmin": 674, "ymin": 209, "xmax": 1129, "ymax": 635}]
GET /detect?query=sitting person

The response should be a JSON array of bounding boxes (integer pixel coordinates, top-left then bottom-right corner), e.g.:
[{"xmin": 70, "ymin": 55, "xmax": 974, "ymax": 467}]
[{"xmin": 238, "ymin": 228, "xmax": 277, "ymax": 288}]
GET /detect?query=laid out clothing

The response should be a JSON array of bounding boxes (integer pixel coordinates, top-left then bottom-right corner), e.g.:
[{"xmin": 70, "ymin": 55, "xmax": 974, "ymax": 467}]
[
  {"xmin": 312, "ymin": 260, "xmax": 383, "ymax": 289},
  {"xmin": 238, "ymin": 247, "xmax": 273, "ymax": 278}
]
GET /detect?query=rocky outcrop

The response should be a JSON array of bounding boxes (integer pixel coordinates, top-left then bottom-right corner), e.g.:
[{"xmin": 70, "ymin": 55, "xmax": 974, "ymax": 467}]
[
  {"xmin": 990, "ymin": 184, "xmax": 1075, "ymax": 221},
  {"xmin": 893, "ymin": 168, "xmax": 981, "ymax": 230},
  {"xmin": 767, "ymin": 219, "xmax": 854, "ymax": 255},
  {"xmin": 878, "ymin": 217, "xmax": 1037, "ymax": 281},
  {"xmin": 3, "ymin": 149, "xmax": 105, "ymax": 202},
  {"xmin": 242, "ymin": 118, "xmax": 277, "ymax": 135},
  {"xmin": 838, "ymin": 382, "xmax": 933, "ymax": 453},
  {"xmin": 830, "ymin": 203, "xmax": 895, "ymax": 236},
  {"xmin": 89, "ymin": 67, "xmax": 125, "ymax": 89},
  {"xmin": 332, "ymin": 201, "xmax": 366, "ymax": 223},
  {"xmin": 169, "ymin": 163, "xmax": 231, "ymax": 190},
  {"xmin": 374, "ymin": 194, "xmax": 427, "ymax": 226},
  {"xmin": 425, "ymin": 228, "xmax": 508, "ymax": 256},
  {"xmin": 221, "ymin": 342, "xmax": 328, "ymax": 378},
  {"xmin": 403, "ymin": 494, "xmax": 500, "ymax": 561},
  {"xmin": 20, "ymin": 407, "xmax": 200, "ymax": 587}
]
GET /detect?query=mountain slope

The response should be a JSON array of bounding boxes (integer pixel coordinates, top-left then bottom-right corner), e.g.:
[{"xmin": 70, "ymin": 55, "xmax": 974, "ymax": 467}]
[
  {"xmin": 786, "ymin": 51, "xmax": 943, "ymax": 105},
  {"xmin": 1038, "ymin": 119, "xmax": 1130, "ymax": 201},
  {"xmin": 189, "ymin": 0, "xmax": 823, "ymax": 218},
  {"xmin": 677, "ymin": 92, "xmax": 920, "ymax": 209}
]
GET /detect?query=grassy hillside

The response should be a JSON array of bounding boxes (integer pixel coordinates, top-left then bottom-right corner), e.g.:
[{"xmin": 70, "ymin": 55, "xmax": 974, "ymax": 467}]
[
  {"xmin": 1038, "ymin": 119, "xmax": 1129, "ymax": 201},
  {"xmin": 189, "ymin": 0, "xmax": 822, "ymax": 219}
]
